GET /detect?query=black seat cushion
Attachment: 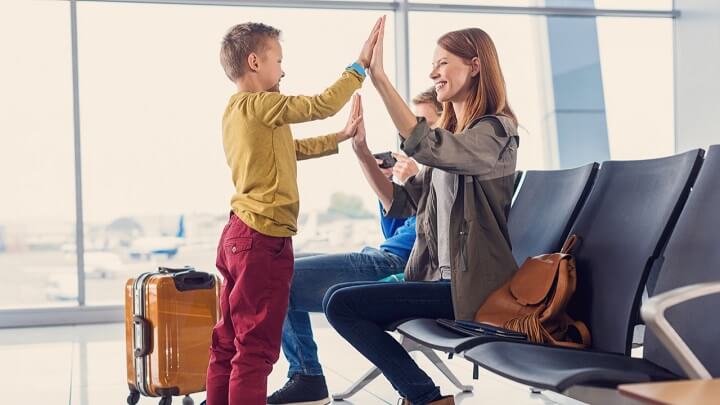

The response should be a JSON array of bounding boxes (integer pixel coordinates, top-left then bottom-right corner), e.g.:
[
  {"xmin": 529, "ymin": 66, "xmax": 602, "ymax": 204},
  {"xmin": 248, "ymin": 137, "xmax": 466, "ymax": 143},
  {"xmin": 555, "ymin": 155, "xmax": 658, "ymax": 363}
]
[{"xmin": 464, "ymin": 341, "xmax": 679, "ymax": 392}]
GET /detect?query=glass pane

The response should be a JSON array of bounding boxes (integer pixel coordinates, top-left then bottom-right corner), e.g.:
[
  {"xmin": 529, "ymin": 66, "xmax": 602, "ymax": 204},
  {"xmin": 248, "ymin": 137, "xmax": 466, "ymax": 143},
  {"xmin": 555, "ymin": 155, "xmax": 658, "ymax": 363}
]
[
  {"xmin": 77, "ymin": 3, "xmax": 396, "ymax": 305},
  {"xmin": 597, "ymin": 17, "xmax": 674, "ymax": 160},
  {"xmin": 409, "ymin": 12, "xmax": 674, "ymax": 169},
  {"xmin": 409, "ymin": 0, "xmax": 673, "ymax": 11},
  {"xmin": 0, "ymin": 1, "xmax": 77, "ymax": 308},
  {"xmin": 595, "ymin": 0, "xmax": 673, "ymax": 10},
  {"xmin": 410, "ymin": 0, "xmax": 549, "ymax": 6},
  {"xmin": 409, "ymin": 12, "xmax": 551, "ymax": 170}
]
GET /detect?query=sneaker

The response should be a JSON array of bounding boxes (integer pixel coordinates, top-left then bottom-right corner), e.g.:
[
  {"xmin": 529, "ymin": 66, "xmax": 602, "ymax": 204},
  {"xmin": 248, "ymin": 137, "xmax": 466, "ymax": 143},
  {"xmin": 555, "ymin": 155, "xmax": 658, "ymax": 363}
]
[{"xmin": 266, "ymin": 373, "xmax": 331, "ymax": 405}]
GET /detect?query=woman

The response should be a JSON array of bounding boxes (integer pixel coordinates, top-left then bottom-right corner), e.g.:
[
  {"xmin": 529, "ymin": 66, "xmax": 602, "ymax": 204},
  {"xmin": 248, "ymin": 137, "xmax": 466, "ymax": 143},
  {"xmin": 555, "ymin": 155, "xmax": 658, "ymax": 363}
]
[{"xmin": 323, "ymin": 17, "xmax": 520, "ymax": 405}]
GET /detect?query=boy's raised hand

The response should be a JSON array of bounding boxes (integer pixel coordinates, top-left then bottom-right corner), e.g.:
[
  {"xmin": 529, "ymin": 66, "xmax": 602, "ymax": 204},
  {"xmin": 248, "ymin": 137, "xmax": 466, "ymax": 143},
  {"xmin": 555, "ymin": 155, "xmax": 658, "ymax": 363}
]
[
  {"xmin": 368, "ymin": 16, "xmax": 386, "ymax": 83},
  {"xmin": 351, "ymin": 94, "xmax": 368, "ymax": 151},
  {"xmin": 357, "ymin": 17, "xmax": 383, "ymax": 68},
  {"xmin": 338, "ymin": 94, "xmax": 363, "ymax": 143}
]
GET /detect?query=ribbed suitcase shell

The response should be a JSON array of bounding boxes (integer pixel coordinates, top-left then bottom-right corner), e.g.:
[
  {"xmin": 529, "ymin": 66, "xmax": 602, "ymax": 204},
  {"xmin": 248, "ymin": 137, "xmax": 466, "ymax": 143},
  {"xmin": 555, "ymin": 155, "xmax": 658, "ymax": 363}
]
[{"xmin": 125, "ymin": 268, "xmax": 219, "ymax": 400}]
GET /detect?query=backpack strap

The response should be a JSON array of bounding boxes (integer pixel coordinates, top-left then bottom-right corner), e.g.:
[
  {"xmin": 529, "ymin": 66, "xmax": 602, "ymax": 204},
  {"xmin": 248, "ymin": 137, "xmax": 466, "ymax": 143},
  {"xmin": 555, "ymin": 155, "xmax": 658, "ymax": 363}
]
[
  {"xmin": 561, "ymin": 234, "xmax": 579, "ymax": 254},
  {"xmin": 572, "ymin": 319, "xmax": 592, "ymax": 347}
]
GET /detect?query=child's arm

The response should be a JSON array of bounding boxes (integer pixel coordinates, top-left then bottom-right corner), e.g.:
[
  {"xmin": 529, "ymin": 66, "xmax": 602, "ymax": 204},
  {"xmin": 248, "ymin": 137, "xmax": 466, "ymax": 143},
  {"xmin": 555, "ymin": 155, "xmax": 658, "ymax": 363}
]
[
  {"xmin": 350, "ymin": 95, "xmax": 394, "ymax": 211},
  {"xmin": 294, "ymin": 133, "xmax": 340, "ymax": 161},
  {"xmin": 294, "ymin": 93, "xmax": 365, "ymax": 161},
  {"xmin": 379, "ymin": 201, "xmax": 409, "ymax": 239},
  {"xmin": 252, "ymin": 69, "xmax": 364, "ymax": 128},
  {"xmin": 252, "ymin": 17, "xmax": 382, "ymax": 128}
]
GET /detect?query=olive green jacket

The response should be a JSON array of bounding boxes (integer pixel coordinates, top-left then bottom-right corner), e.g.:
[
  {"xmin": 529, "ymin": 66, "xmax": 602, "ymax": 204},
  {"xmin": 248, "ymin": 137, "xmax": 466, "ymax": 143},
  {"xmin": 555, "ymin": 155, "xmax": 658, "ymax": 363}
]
[{"xmin": 387, "ymin": 115, "xmax": 520, "ymax": 320}]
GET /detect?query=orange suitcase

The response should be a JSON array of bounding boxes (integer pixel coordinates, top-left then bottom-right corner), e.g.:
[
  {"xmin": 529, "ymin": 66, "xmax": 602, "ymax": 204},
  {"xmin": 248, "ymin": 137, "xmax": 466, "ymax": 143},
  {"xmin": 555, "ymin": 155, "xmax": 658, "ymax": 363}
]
[{"xmin": 125, "ymin": 266, "xmax": 220, "ymax": 405}]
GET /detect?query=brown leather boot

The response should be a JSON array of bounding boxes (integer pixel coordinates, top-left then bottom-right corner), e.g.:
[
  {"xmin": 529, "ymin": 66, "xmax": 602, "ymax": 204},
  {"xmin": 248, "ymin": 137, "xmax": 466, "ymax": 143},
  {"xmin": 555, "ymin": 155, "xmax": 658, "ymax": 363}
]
[{"xmin": 399, "ymin": 395, "xmax": 455, "ymax": 405}]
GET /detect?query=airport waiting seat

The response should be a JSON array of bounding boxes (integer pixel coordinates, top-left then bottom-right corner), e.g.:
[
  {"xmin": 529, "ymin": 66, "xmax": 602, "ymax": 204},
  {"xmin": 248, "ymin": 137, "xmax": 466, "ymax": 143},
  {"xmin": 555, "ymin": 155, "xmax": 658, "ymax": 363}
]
[
  {"xmin": 331, "ymin": 166, "xmax": 596, "ymax": 401},
  {"xmin": 393, "ymin": 164, "xmax": 599, "ymax": 357},
  {"xmin": 513, "ymin": 170, "xmax": 523, "ymax": 194},
  {"xmin": 463, "ymin": 147, "xmax": 716, "ymax": 403}
]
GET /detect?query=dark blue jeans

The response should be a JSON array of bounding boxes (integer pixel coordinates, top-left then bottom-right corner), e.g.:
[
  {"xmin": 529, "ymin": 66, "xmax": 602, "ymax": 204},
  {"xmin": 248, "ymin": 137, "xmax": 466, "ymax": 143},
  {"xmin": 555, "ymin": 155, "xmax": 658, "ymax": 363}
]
[
  {"xmin": 281, "ymin": 247, "xmax": 406, "ymax": 377},
  {"xmin": 323, "ymin": 281, "xmax": 454, "ymax": 405}
]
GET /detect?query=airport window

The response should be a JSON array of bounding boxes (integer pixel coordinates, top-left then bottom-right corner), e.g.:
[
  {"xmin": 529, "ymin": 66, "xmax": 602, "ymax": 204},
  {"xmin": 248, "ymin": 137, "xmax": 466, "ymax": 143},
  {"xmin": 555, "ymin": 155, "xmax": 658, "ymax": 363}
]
[
  {"xmin": 409, "ymin": 0, "xmax": 673, "ymax": 10},
  {"xmin": 75, "ymin": 2, "xmax": 396, "ymax": 305},
  {"xmin": 410, "ymin": 12, "xmax": 674, "ymax": 169},
  {"xmin": 0, "ymin": 1, "xmax": 77, "ymax": 309},
  {"xmin": 596, "ymin": 17, "xmax": 674, "ymax": 159},
  {"xmin": 0, "ymin": 0, "xmax": 678, "ymax": 319},
  {"xmin": 409, "ymin": 12, "xmax": 550, "ymax": 170}
]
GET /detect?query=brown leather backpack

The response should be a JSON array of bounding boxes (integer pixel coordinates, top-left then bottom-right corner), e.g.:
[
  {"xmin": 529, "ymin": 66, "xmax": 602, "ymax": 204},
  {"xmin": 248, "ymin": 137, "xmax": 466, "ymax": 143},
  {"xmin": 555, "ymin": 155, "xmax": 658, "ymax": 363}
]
[{"xmin": 474, "ymin": 235, "xmax": 591, "ymax": 348}]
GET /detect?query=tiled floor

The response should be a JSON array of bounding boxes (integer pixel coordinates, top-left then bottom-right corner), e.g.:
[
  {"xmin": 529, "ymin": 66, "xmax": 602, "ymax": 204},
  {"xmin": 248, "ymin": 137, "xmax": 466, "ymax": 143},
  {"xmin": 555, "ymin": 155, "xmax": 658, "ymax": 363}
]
[{"xmin": 0, "ymin": 315, "xmax": 583, "ymax": 405}]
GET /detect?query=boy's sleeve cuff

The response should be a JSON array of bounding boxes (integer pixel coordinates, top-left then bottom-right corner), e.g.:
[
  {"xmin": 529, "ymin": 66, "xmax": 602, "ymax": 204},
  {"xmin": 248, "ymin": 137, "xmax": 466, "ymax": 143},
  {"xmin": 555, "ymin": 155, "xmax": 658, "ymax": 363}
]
[
  {"xmin": 324, "ymin": 133, "xmax": 340, "ymax": 154},
  {"xmin": 385, "ymin": 183, "xmax": 408, "ymax": 218},
  {"xmin": 344, "ymin": 68, "xmax": 365, "ymax": 84}
]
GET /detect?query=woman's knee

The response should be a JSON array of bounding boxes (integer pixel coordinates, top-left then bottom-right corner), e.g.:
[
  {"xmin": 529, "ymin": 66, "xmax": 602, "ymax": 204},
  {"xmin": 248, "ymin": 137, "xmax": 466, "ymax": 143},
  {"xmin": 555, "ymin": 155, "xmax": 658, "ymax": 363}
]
[
  {"xmin": 323, "ymin": 286, "xmax": 358, "ymax": 324},
  {"xmin": 321, "ymin": 284, "xmax": 340, "ymax": 315},
  {"xmin": 322, "ymin": 281, "xmax": 352, "ymax": 313}
]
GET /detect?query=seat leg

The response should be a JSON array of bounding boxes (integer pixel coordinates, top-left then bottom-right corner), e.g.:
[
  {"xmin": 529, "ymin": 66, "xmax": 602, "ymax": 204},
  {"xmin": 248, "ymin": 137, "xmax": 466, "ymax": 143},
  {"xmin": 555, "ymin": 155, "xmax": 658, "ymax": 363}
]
[
  {"xmin": 401, "ymin": 337, "xmax": 474, "ymax": 393},
  {"xmin": 332, "ymin": 334, "xmax": 414, "ymax": 400},
  {"xmin": 331, "ymin": 365, "xmax": 383, "ymax": 401},
  {"xmin": 419, "ymin": 346, "xmax": 474, "ymax": 392},
  {"xmin": 332, "ymin": 334, "xmax": 474, "ymax": 400}
]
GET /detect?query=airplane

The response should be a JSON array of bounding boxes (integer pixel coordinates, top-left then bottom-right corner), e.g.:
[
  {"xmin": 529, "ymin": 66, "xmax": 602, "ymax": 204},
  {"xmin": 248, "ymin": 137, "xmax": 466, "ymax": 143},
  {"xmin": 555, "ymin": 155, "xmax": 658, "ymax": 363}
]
[{"xmin": 128, "ymin": 215, "xmax": 186, "ymax": 260}]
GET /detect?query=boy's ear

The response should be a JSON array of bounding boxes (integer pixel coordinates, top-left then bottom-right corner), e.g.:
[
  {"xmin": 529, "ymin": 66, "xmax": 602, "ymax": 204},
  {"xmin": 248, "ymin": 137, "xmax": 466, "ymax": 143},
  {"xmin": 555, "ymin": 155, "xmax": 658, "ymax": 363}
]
[{"xmin": 247, "ymin": 52, "xmax": 260, "ymax": 72}]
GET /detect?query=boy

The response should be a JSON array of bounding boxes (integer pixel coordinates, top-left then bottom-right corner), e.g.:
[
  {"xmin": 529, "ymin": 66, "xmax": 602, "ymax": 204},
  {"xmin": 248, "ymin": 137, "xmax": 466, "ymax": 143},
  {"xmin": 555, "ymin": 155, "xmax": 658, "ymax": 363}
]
[{"xmin": 206, "ymin": 20, "xmax": 382, "ymax": 405}]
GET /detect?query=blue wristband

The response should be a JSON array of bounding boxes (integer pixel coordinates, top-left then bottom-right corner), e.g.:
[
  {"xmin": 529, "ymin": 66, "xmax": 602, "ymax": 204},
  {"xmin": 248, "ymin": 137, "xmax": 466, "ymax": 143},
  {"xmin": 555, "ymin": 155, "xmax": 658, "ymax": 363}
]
[{"xmin": 347, "ymin": 62, "xmax": 366, "ymax": 78}]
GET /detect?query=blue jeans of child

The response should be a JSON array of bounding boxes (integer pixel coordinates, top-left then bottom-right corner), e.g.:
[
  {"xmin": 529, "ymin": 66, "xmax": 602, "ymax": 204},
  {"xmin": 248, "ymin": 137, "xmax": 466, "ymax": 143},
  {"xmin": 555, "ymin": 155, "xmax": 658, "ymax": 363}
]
[
  {"xmin": 282, "ymin": 247, "xmax": 406, "ymax": 377},
  {"xmin": 323, "ymin": 281, "xmax": 454, "ymax": 405}
]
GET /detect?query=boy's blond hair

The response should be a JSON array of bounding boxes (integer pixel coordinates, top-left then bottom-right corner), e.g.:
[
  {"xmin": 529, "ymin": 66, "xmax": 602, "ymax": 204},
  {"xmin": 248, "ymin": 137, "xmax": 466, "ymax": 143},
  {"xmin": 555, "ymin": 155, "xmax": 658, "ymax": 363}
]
[
  {"xmin": 412, "ymin": 87, "xmax": 443, "ymax": 114},
  {"xmin": 220, "ymin": 22, "xmax": 281, "ymax": 82}
]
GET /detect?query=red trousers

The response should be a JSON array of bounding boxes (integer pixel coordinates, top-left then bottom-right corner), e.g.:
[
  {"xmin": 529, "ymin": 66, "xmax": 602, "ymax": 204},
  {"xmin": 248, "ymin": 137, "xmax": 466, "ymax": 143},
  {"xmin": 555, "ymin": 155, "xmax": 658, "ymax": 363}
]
[{"xmin": 206, "ymin": 213, "xmax": 294, "ymax": 405}]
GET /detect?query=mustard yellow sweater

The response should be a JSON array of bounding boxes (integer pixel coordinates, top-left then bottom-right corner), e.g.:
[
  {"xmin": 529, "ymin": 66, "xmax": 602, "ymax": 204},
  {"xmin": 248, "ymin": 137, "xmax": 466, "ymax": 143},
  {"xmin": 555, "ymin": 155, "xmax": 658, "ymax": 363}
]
[{"xmin": 222, "ymin": 70, "xmax": 363, "ymax": 237}]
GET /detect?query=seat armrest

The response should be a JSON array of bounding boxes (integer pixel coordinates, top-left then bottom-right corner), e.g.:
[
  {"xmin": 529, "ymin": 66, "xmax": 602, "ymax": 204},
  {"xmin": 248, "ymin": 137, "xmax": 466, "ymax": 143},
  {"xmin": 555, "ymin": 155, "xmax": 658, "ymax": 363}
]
[{"xmin": 641, "ymin": 281, "xmax": 720, "ymax": 379}]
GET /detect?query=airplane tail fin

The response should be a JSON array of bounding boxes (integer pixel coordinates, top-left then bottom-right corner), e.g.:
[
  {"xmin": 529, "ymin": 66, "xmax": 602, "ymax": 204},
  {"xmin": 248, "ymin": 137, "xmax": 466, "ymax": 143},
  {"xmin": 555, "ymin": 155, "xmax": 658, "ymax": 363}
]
[{"xmin": 176, "ymin": 215, "xmax": 185, "ymax": 238}]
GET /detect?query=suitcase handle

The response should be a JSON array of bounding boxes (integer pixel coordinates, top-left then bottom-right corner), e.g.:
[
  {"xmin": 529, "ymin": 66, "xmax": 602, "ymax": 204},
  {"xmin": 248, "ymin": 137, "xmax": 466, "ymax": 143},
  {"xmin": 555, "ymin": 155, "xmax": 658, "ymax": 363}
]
[
  {"xmin": 158, "ymin": 265, "xmax": 194, "ymax": 274},
  {"xmin": 133, "ymin": 315, "xmax": 152, "ymax": 357},
  {"xmin": 173, "ymin": 271, "xmax": 216, "ymax": 291}
]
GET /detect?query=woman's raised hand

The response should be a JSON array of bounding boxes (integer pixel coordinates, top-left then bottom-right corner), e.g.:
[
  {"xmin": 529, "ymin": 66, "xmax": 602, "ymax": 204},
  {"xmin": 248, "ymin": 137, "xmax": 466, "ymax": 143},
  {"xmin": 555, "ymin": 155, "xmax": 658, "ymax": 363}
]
[{"xmin": 368, "ymin": 15, "xmax": 387, "ymax": 84}]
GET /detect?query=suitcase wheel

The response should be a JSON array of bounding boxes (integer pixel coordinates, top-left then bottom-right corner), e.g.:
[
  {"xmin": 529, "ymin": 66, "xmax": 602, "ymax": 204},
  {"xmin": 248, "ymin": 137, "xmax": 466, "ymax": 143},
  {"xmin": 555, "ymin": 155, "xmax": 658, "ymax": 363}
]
[
  {"xmin": 126, "ymin": 390, "xmax": 140, "ymax": 405},
  {"xmin": 182, "ymin": 395, "xmax": 194, "ymax": 405}
]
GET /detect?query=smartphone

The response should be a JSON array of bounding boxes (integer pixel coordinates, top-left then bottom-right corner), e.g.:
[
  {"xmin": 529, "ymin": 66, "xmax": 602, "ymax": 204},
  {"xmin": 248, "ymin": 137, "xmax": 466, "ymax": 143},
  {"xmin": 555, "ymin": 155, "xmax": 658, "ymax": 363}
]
[
  {"xmin": 455, "ymin": 320, "xmax": 527, "ymax": 339},
  {"xmin": 373, "ymin": 151, "xmax": 397, "ymax": 169}
]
